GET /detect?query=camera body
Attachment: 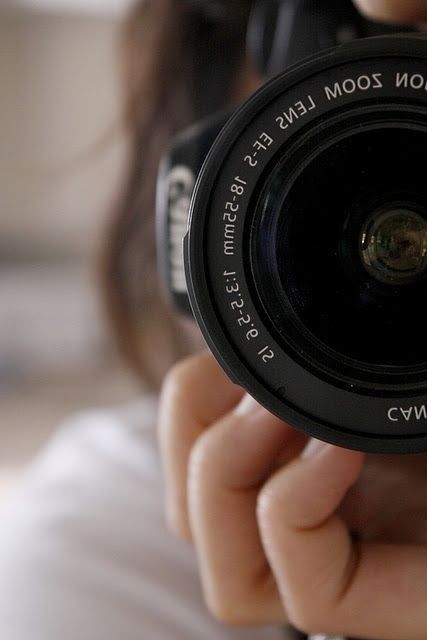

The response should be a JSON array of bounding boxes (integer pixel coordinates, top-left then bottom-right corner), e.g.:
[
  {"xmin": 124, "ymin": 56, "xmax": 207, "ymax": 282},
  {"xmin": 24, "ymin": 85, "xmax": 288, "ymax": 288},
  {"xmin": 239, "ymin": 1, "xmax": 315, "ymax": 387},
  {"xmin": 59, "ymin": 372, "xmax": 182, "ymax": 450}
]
[{"xmin": 157, "ymin": 0, "xmax": 427, "ymax": 453}]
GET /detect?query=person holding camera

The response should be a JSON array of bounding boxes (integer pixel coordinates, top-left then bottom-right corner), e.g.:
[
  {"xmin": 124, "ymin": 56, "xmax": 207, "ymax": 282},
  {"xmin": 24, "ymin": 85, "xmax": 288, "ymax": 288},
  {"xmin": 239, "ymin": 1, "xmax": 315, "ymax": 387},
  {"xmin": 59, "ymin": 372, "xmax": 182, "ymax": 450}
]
[{"xmin": 0, "ymin": 1, "xmax": 425, "ymax": 640}]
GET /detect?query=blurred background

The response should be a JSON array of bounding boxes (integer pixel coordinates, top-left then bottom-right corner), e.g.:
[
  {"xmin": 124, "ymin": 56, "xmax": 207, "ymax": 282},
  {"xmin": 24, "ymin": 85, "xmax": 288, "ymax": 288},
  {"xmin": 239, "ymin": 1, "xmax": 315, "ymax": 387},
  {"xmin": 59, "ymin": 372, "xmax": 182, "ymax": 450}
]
[{"xmin": 0, "ymin": 0, "xmax": 138, "ymax": 497}]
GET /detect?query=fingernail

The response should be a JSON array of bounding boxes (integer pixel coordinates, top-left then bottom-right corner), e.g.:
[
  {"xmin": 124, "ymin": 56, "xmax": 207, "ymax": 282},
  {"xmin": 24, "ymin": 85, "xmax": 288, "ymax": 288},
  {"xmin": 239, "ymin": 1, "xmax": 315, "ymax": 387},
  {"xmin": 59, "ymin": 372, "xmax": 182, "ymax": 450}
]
[
  {"xmin": 302, "ymin": 438, "xmax": 329, "ymax": 459},
  {"xmin": 234, "ymin": 393, "xmax": 265, "ymax": 417}
]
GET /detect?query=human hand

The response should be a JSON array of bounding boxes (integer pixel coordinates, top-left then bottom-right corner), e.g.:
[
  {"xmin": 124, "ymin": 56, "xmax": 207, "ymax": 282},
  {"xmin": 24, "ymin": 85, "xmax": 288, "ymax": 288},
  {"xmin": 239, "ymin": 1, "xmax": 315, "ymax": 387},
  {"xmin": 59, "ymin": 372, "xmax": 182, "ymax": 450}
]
[
  {"xmin": 159, "ymin": 352, "xmax": 427, "ymax": 638},
  {"xmin": 353, "ymin": 0, "xmax": 427, "ymax": 23},
  {"xmin": 159, "ymin": 351, "xmax": 304, "ymax": 625},
  {"xmin": 257, "ymin": 435, "xmax": 427, "ymax": 639}
]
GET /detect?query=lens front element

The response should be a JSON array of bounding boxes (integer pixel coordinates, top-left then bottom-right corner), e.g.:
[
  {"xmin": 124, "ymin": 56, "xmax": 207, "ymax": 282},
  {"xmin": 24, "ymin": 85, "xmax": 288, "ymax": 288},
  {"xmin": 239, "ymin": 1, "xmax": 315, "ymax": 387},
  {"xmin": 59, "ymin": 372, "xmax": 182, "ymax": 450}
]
[
  {"xmin": 361, "ymin": 205, "xmax": 427, "ymax": 285},
  {"xmin": 253, "ymin": 124, "xmax": 427, "ymax": 374}
]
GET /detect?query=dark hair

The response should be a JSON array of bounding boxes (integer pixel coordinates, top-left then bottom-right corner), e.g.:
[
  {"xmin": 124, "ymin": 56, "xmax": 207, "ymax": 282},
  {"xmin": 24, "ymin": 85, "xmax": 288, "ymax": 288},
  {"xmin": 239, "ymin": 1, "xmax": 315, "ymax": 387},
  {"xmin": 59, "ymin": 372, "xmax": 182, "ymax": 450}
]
[{"xmin": 102, "ymin": 0, "xmax": 254, "ymax": 390}]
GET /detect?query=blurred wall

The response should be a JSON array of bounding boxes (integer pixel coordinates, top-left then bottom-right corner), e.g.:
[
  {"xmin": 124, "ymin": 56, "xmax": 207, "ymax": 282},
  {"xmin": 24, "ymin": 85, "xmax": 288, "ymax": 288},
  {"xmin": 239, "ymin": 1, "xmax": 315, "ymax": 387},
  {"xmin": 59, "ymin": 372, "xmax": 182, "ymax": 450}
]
[
  {"xmin": 0, "ymin": 6, "xmax": 137, "ymax": 467},
  {"xmin": 0, "ymin": 9, "xmax": 126, "ymax": 257}
]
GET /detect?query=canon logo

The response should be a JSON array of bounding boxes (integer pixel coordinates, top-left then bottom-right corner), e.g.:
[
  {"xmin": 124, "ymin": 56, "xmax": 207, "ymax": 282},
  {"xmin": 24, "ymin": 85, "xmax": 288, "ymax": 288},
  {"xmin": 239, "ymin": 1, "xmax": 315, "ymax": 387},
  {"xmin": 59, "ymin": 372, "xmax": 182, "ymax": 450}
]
[
  {"xmin": 167, "ymin": 165, "xmax": 195, "ymax": 294},
  {"xmin": 388, "ymin": 405, "xmax": 427, "ymax": 422}
]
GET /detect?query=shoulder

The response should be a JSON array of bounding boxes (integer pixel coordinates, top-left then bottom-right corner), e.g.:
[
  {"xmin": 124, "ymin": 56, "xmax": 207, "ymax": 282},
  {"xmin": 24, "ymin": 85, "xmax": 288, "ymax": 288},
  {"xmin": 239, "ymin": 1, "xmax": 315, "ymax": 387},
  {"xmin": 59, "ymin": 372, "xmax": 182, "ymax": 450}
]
[
  {"xmin": 4, "ymin": 398, "xmax": 161, "ymax": 525},
  {"xmin": 0, "ymin": 399, "xmax": 163, "ymax": 639},
  {"xmin": 0, "ymin": 397, "xmax": 163, "ymax": 578},
  {"xmin": 0, "ymin": 399, "xmax": 284, "ymax": 640}
]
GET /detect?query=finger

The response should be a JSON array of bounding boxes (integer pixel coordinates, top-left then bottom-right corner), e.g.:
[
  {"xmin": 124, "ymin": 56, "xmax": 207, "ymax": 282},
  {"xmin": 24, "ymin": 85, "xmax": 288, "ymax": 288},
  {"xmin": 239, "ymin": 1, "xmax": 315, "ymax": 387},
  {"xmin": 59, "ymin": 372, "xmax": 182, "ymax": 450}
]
[
  {"xmin": 158, "ymin": 352, "xmax": 244, "ymax": 539},
  {"xmin": 354, "ymin": 0, "xmax": 427, "ymax": 23},
  {"xmin": 258, "ymin": 441, "xmax": 427, "ymax": 639},
  {"xmin": 258, "ymin": 441, "xmax": 363, "ymax": 634},
  {"xmin": 188, "ymin": 396, "xmax": 307, "ymax": 625}
]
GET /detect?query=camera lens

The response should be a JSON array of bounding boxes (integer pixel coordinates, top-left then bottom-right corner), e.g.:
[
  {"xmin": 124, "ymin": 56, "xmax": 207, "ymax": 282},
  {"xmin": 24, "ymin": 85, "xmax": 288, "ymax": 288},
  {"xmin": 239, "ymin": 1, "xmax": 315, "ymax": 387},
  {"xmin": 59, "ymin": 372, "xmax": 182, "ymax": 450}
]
[
  {"xmin": 186, "ymin": 36, "xmax": 427, "ymax": 453},
  {"xmin": 360, "ymin": 205, "xmax": 427, "ymax": 285},
  {"xmin": 252, "ymin": 124, "xmax": 427, "ymax": 372}
]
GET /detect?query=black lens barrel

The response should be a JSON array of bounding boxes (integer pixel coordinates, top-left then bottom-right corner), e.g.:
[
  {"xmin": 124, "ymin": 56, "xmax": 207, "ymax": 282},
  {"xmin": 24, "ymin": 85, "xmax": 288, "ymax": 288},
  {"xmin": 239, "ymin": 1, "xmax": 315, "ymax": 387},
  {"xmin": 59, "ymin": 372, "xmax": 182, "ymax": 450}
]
[{"xmin": 186, "ymin": 35, "xmax": 427, "ymax": 453}]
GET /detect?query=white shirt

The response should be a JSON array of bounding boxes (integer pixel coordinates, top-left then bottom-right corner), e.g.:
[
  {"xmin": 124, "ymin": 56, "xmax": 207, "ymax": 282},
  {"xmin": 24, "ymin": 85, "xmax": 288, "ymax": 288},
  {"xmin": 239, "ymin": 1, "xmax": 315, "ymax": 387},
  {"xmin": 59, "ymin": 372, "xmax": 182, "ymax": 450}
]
[{"xmin": 0, "ymin": 399, "xmax": 287, "ymax": 640}]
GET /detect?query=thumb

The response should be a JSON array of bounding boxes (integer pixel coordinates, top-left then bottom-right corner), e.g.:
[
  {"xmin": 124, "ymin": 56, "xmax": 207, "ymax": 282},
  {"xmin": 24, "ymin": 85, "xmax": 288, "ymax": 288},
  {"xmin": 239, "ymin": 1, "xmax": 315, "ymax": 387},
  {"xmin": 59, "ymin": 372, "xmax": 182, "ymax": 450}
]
[{"xmin": 354, "ymin": 0, "xmax": 427, "ymax": 23}]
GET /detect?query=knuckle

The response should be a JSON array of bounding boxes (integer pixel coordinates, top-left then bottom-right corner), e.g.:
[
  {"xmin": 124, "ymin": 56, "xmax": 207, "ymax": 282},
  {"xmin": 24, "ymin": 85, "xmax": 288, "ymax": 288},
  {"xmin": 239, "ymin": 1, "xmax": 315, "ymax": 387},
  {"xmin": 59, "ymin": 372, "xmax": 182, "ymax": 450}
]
[
  {"xmin": 205, "ymin": 590, "xmax": 258, "ymax": 627},
  {"xmin": 353, "ymin": 0, "xmax": 386, "ymax": 19},
  {"xmin": 354, "ymin": 0, "xmax": 410, "ymax": 22},
  {"xmin": 287, "ymin": 606, "xmax": 326, "ymax": 637},
  {"xmin": 286, "ymin": 590, "xmax": 342, "ymax": 637},
  {"xmin": 206, "ymin": 596, "xmax": 240, "ymax": 625},
  {"xmin": 161, "ymin": 356, "xmax": 199, "ymax": 404},
  {"xmin": 161, "ymin": 352, "xmax": 217, "ymax": 412},
  {"xmin": 188, "ymin": 430, "xmax": 215, "ymax": 483},
  {"xmin": 353, "ymin": 0, "xmax": 381, "ymax": 19},
  {"xmin": 257, "ymin": 478, "xmax": 287, "ymax": 532}
]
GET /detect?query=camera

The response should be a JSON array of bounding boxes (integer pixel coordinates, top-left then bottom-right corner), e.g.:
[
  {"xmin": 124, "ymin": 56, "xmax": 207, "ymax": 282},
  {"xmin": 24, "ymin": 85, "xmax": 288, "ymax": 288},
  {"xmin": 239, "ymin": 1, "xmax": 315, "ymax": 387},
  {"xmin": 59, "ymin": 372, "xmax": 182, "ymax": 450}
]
[{"xmin": 157, "ymin": 0, "xmax": 427, "ymax": 454}]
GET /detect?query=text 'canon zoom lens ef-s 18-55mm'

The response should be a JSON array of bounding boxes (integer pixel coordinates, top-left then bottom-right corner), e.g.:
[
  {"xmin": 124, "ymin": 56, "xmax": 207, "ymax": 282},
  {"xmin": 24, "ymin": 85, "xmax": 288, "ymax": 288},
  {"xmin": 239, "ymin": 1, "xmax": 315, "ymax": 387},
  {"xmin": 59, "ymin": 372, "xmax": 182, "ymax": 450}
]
[{"xmin": 185, "ymin": 35, "xmax": 427, "ymax": 454}]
